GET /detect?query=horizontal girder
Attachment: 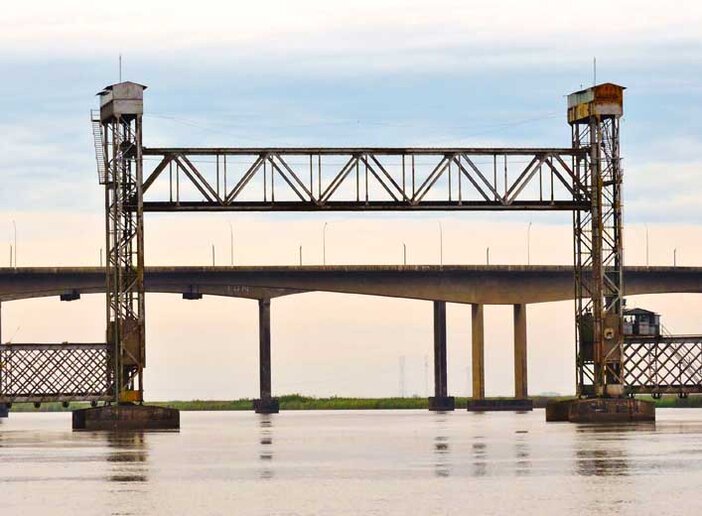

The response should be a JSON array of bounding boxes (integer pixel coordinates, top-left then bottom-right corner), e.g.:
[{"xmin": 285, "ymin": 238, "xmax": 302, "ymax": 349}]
[
  {"xmin": 143, "ymin": 147, "xmax": 583, "ymax": 156},
  {"xmin": 139, "ymin": 147, "xmax": 590, "ymax": 212},
  {"xmin": 141, "ymin": 200, "xmax": 589, "ymax": 212}
]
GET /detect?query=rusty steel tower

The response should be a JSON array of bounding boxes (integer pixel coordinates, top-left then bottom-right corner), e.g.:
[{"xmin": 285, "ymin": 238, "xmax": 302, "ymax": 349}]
[
  {"xmin": 93, "ymin": 82, "xmax": 147, "ymax": 404},
  {"xmin": 569, "ymin": 83, "xmax": 626, "ymax": 398}
]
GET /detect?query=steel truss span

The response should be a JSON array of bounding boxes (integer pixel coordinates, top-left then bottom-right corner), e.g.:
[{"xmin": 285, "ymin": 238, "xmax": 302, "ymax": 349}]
[
  {"xmin": 0, "ymin": 343, "xmax": 113, "ymax": 403},
  {"xmin": 623, "ymin": 337, "xmax": 702, "ymax": 395},
  {"xmin": 140, "ymin": 147, "xmax": 590, "ymax": 212}
]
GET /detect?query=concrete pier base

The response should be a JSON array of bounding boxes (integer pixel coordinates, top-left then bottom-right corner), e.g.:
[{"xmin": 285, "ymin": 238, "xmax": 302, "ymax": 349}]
[
  {"xmin": 546, "ymin": 398, "xmax": 655, "ymax": 423},
  {"xmin": 253, "ymin": 398, "xmax": 280, "ymax": 414},
  {"xmin": 72, "ymin": 404, "xmax": 180, "ymax": 431},
  {"xmin": 467, "ymin": 398, "xmax": 533, "ymax": 412},
  {"xmin": 428, "ymin": 396, "xmax": 455, "ymax": 411},
  {"xmin": 0, "ymin": 404, "xmax": 8, "ymax": 418}
]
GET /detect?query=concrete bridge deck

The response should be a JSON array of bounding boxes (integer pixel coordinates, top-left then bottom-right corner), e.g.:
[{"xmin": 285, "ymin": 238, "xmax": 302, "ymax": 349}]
[
  {"xmin": 0, "ymin": 265, "xmax": 699, "ymax": 304},
  {"xmin": 1, "ymin": 264, "xmax": 700, "ymax": 413}
]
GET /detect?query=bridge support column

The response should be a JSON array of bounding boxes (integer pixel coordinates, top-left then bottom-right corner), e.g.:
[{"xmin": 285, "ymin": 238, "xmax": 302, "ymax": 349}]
[
  {"xmin": 471, "ymin": 304, "xmax": 485, "ymax": 400},
  {"xmin": 513, "ymin": 303, "xmax": 528, "ymax": 400},
  {"xmin": 428, "ymin": 300, "xmax": 455, "ymax": 411},
  {"xmin": 467, "ymin": 304, "xmax": 533, "ymax": 412},
  {"xmin": 253, "ymin": 298, "xmax": 279, "ymax": 414}
]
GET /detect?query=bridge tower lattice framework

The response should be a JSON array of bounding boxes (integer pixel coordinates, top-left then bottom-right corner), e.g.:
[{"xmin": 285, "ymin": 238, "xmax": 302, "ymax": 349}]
[
  {"xmin": 570, "ymin": 84, "xmax": 625, "ymax": 398},
  {"xmin": 94, "ymin": 82, "xmax": 147, "ymax": 404}
]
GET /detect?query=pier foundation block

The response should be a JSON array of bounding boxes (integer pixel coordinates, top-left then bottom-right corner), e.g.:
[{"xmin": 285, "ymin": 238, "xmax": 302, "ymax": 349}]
[
  {"xmin": 546, "ymin": 398, "xmax": 655, "ymax": 423},
  {"xmin": 253, "ymin": 398, "xmax": 280, "ymax": 414},
  {"xmin": 467, "ymin": 398, "xmax": 533, "ymax": 412},
  {"xmin": 428, "ymin": 396, "xmax": 456, "ymax": 411},
  {"xmin": 72, "ymin": 404, "xmax": 180, "ymax": 430},
  {"xmin": 0, "ymin": 403, "xmax": 8, "ymax": 418}
]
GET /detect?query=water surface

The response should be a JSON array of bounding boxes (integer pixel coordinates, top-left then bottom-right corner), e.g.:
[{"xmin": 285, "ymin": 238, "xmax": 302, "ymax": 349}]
[{"xmin": 2, "ymin": 409, "xmax": 702, "ymax": 515}]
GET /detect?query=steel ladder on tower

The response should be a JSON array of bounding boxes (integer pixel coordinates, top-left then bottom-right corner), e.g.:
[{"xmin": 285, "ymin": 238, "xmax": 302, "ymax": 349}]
[{"xmin": 91, "ymin": 110, "xmax": 107, "ymax": 185}]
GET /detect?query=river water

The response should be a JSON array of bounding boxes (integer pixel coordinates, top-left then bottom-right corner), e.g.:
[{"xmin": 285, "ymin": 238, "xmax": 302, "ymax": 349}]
[{"xmin": 1, "ymin": 409, "xmax": 702, "ymax": 515}]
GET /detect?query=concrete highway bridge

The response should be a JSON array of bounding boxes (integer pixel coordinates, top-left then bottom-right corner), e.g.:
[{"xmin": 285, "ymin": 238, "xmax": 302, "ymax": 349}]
[
  {"xmin": 0, "ymin": 265, "xmax": 701, "ymax": 413},
  {"xmin": 0, "ymin": 265, "xmax": 699, "ymax": 304}
]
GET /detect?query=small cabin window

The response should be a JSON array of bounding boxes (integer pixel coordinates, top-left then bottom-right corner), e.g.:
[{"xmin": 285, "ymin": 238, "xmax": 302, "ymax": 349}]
[{"xmin": 623, "ymin": 308, "xmax": 661, "ymax": 338}]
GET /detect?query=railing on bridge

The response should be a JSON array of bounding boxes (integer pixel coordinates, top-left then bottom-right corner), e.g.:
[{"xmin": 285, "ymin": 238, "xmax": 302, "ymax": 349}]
[
  {"xmin": 623, "ymin": 337, "xmax": 702, "ymax": 395},
  {"xmin": 0, "ymin": 343, "xmax": 113, "ymax": 403}
]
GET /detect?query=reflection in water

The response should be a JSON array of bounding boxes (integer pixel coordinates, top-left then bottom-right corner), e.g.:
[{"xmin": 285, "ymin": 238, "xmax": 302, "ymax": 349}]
[
  {"xmin": 472, "ymin": 437, "xmax": 487, "ymax": 477},
  {"xmin": 572, "ymin": 425, "xmax": 645, "ymax": 514},
  {"xmin": 514, "ymin": 431, "xmax": 531, "ymax": 477},
  {"xmin": 259, "ymin": 415, "xmax": 274, "ymax": 479},
  {"xmin": 432, "ymin": 414, "xmax": 451, "ymax": 478},
  {"xmin": 573, "ymin": 424, "xmax": 652, "ymax": 478},
  {"xmin": 434, "ymin": 435, "xmax": 450, "ymax": 478},
  {"xmin": 106, "ymin": 432, "xmax": 149, "ymax": 484},
  {"xmin": 433, "ymin": 412, "xmax": 451, "ymax": 477},
  {"xmin": 4, "ymin": 411, "xmax": 702, "ymax": 514}
]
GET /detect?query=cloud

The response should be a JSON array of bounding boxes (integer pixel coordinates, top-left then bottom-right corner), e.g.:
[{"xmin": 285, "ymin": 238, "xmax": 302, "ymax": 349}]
[{"xmin": 2, "ymin": 1, "xmax": 701, "ymax": 73}]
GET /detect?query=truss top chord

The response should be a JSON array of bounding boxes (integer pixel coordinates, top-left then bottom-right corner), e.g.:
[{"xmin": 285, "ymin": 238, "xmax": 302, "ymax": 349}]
[{"xmin": 143, "ymin": 147, "xmax": 586, "ymax": 156}]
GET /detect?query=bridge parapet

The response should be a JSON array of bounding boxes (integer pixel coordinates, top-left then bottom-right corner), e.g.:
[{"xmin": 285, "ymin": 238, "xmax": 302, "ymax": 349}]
[
  {"xmin": 623, "ymin": 336, "xmax": 702, "ymax": 395},
  {"xmin": 0, "ymin": 343, "xmax": 112, "ymax": 404}
]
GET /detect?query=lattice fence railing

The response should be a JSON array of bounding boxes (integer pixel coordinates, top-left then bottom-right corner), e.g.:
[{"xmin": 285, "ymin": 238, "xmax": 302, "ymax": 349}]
[
  {"xmin": 623, "ymin": 339, "xmax": 702, "ymax": 394},
  {"xmin": 0, "ymin": 343, "xmax": 113, "ymax": 403}
]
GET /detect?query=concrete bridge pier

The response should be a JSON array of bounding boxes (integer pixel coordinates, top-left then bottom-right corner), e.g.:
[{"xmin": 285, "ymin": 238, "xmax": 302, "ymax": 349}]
[
  {"xmin": 467, "ymin": 303, "xmax": 533, "ymax": 412},
  {"xmin": 513, "ymin": 304, "xmax": 528, "ymax": 399},
  {"xmin": 428, "ymin": 301, "xmax": 455, "ymax": 411},
  {"xmin": 253, "ymin": 298, "xmax": 279, "ymax": 414},
  {"xmin": 470, "ymin": 304, "xmax": 485, "ymax": 401},
  {"xmin": 511, "ymin": 304, "xmax": 533, "ymax": 410}
]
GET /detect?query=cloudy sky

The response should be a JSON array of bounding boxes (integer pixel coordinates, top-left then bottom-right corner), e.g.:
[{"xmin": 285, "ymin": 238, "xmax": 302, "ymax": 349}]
[{"xmin": 1, "ymin": 1, "xmax": 701, "ymax": 399}]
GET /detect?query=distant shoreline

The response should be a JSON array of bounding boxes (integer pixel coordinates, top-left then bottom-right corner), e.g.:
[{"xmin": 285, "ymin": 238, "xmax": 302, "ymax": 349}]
[{"xmin": 6, "ymin": 394, "xmax": 702, "ymax": 412}]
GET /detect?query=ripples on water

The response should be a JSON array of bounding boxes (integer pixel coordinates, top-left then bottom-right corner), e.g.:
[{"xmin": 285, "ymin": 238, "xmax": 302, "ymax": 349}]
[{"xmin": 2, "ymin": 409, "xmax": 702, "ymax": 515}]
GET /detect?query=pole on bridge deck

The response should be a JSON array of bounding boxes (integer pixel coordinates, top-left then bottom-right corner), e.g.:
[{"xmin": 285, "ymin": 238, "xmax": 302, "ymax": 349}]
[
  {"xmin": 428, "ymin": 300, "xmax": 454, "ymax": 411},
  {"xmin": 513, "ymin": 304, "xmax": 528, "ymax": 400},
  {"xmin": 254, "ymin": 298, "xmax": 279, "ymax": 414}
]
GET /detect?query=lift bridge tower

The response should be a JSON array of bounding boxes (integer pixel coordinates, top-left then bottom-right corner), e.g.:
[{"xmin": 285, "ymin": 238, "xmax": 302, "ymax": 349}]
[
  {"xmin": 569, "ymin": 84, "xmax": 627, "ymax": 399},
  {"xmin": 93, "ymin": 82, "xmax": 147, "ymax": 405}
]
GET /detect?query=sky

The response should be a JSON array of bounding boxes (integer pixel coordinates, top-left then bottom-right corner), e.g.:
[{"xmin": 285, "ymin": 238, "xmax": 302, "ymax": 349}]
[{"xmin": 1, "ymin": 1, "xmax": 701, "ymax": 399}]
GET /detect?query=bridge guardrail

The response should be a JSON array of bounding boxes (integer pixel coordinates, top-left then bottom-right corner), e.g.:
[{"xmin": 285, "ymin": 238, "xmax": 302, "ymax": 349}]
[
  {"xmin": 0, "ymin": 343, "xmax": 113, "ymax": 403},
  {"xmin": 623, "ymin": 337, "xmax": 702, "ymax": 395}
]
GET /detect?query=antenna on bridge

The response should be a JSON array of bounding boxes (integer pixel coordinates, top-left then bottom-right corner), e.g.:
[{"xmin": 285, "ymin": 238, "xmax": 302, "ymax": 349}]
[
  {"xmin": 119, "ymin": 53, "xmax": 122, "ymax": 82},
  {"xmin": 593, "ymin": 56, "xmax": 597, "ymax": 86}
]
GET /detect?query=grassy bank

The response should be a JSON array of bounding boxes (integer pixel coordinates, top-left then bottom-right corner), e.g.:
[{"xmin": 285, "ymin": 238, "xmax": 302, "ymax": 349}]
[{"xmin": 7, "ymin": 394, "xmax": 702, "ymax": 412}]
